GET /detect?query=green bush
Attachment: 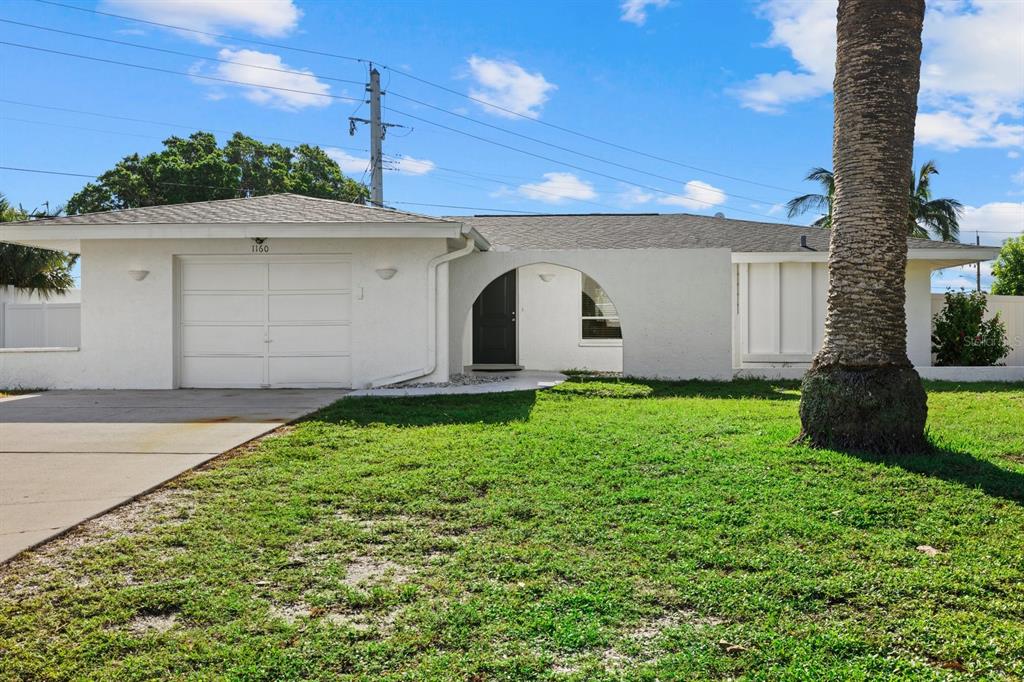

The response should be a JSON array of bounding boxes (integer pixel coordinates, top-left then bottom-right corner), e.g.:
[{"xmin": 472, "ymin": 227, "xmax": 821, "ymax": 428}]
[{"xmin": 931, "ymin": 290, "xmax": 1011, "ymax": 366}]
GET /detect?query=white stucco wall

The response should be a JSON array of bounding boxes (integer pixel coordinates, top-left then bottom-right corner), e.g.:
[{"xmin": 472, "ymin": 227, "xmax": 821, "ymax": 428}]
[
  {"xmin": 449, "ymin": 249, "xmax": 733, "ymax": 380},
  {"xmin": 460, "ymin": 263, "xmax": 623, "ymax": 372},
  {"xmin": 735, "ymin": 260, "xmax": 935, "ymax": 369},
  {"xmin": 0, "ymin": 237, "xmax": 453, "ymax": 389}
]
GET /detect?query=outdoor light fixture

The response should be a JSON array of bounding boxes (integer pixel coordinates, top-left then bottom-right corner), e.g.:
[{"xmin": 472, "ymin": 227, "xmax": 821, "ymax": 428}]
[
  {"xmin": 375, "ymin": 268, "xmax": 397, "ymax": 280},
  {"xmin": 539, "ymin": 273, "xmax": 556, "ymax": 282},
  {"xmin": 128, "ymin": 269, "xmax": 149, "ymax": 281}
]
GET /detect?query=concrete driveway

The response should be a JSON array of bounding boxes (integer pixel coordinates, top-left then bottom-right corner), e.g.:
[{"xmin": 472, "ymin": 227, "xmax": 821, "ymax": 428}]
[{"xmin": 0, "ymin": 389, "xmax": 347, "ymax": 563}]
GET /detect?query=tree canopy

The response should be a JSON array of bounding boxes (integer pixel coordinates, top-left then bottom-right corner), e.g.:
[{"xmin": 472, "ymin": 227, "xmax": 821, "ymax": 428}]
[
  {"xmin": 66, "ymin": 132, "xmax": 369, "ymax": 215},
  {"xmin": 0, "ymin": 193, "xmax": 78, "ymax": 297},
  {"xmin": 991, "ymin": 236, "xmax": 1024, "ymax": 296},
  {"xmin": 786, "ymin": 160, "xmax": 962, "ymax": 241}
]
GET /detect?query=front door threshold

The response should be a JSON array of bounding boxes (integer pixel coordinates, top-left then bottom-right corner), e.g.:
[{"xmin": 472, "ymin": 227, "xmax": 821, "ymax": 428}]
[{"xmin": 466, "ymin": 364, "xmax": 524, "ymax": 372}]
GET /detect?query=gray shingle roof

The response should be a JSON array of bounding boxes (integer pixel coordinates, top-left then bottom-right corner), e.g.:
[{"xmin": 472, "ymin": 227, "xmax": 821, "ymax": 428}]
[
  {"xmin": 455, "ymin": 213, "xmax": 986, "ymax": 253},
  {"xmin": 9, "ymin": 193, "xmax": 452, "ymax": 226}
]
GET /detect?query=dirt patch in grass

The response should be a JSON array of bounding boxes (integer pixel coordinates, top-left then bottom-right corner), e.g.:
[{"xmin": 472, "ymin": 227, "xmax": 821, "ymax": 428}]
[{"xmin": 127, "ymin": 612, "xmax": 178, "ymax": 634}]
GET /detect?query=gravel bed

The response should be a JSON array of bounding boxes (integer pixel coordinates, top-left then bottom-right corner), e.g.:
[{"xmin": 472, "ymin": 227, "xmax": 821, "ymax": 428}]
[{"xmin": 384, "ymin": 373, "xmax": 512, "ymax": 389}]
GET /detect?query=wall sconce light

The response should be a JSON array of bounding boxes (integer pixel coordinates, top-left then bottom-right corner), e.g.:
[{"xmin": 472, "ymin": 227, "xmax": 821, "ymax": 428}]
[
  {"xmin": 375, "ymin": 268, "xmax": 397, "ymax": 280},
  {"xmin": 538, "ymin": 273, "xmax": 556, "ymax": 282},
  {"xmin": 128, "ymin": 269, "xmax": 150, "ymax": 281}
]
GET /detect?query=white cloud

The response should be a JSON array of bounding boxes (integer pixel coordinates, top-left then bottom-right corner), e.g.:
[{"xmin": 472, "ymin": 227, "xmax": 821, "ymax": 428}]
[
  {"xmin": 620, "ymin": 0, "xmax": 669, "ymax": 26},
  {"xmin": 915, "ymin": 111, "xmax": 1024, "ymax": 150},
  {"xmin": 467, "ymin": 56, "xmax": 557, "ymax": 119},
  {"xmin": 733, "ymin": 1, "xmax": 1024, "ymax": 150},
  {"xmin": 103, "ymin": 0, "xmax": 301, "ymax": 43},
  {"xmin": 1009, "ymin": 151, "xmax": 1021, "ymax": 159},
  {"xmin": 616, "ymin": 186, "xmax": 655, "ymax": 206},
  {"xmin": 1012, "ymin": 169, "xmax": 1024, "ymax": 186},
  {"xmin": 325, "ymin": 148, "xmax": 370, "ymax": 175},
  {"xmin": 959, "ymin": 201, "xmax": 1024, "ymax": 237},
  {"xmin": 196, "ymin": 49, "xmax": 331, "ymax": 110},
  {"xmin": 658, "ymin": 180, "xmax": 727, "ymax": 210},
  {"xmin": 391, "ymin": 156, "xmax": 436, "ymax": 176},
  {"xmin": 731, "ymin": 0, "xmax": 836, "ymax": 113},
  {"xmin": 518, "ymin": 172, "xmax": 596, "ymax": 203}
]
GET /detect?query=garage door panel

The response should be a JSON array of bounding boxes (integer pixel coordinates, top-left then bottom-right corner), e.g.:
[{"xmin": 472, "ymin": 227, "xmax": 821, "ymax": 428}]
[
  {"xmin": 183, "ymin": 294, "xmax": 264, "ymax": 323},
  {"xmin": 269, "ymin": 262, "xmax": 350, "ymax": 291},
  {"xmin": 268, "ymin": 356, "xmax": 351, "ymax": 385},
  {"xmin": 179, "ymin": 257, "xmax": 352, "ymax": 388},
  {"xmin": 268, "ymin": 293, "xmax": 351, "ymax": 323},
  {"xmin": 269, "ymin": 324, "xmax": 350, "ymax": 354},
  {"xmin": 183, "ymin": 325, "xmax": 265, "ymax": 355},
  {"xmin": 182, "ymin": 262, "xmax": 265, "ymax": 291},
  {"xmin": 181, "ymin": 356, "xmax": 264, "ymax": 388}
]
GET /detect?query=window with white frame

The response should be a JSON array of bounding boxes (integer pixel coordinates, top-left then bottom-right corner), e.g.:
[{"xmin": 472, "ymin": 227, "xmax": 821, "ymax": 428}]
[{"xmin": 581, "ymin": 274, "xmax": 621, "ymax": 340}]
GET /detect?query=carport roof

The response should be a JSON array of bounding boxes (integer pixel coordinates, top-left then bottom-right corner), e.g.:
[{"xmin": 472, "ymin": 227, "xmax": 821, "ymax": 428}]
[
  {"xmin": 6, "ymin": 193, "xmax": 453, "ymax": 226},
  {"xmin": 455, "ymin": 212, "xmax": 994, "ymax": 255}
]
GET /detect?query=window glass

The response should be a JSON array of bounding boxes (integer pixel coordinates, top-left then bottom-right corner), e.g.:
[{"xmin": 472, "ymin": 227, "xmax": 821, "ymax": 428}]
[{"xmin": 581, "ymin": 275, "xmax": 621, "ymax": 339}]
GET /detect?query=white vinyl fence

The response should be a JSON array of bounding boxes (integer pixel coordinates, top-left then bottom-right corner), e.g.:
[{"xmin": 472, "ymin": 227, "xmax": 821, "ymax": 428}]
[
  {"xmin": 0, "ymin": 290, "xmax": 81, "ymax": 348},
  {"xmin": 931, "ymin": 293, "xmax": 1024, "ymax": 367}
]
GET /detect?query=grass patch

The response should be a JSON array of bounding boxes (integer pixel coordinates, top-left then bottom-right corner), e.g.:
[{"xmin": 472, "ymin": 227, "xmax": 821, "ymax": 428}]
[{"xmin": 1, "ymin": 379, "xmax": 1022, "ymax": 680}]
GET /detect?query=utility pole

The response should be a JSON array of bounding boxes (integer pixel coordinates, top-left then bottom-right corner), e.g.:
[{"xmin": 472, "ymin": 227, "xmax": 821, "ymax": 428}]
[
  {"xmin": 976, "ymin": 232, "xmax": 982, "ymax": 292},
  {"xmin": 349, "ymin": 66, "xmax": 405, "ymax": 208}
]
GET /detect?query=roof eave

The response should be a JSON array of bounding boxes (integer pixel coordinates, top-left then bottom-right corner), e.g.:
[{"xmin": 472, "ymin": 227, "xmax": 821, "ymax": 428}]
[{"xmin": 0, "ymin": 221, "xmax": 465, "ymax": 250}]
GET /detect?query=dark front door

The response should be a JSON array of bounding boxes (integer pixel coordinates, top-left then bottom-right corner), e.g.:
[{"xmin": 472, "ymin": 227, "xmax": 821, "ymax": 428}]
[{"xmin": 473, "ymin": 270, "xmax": 516, "ymax": 365}]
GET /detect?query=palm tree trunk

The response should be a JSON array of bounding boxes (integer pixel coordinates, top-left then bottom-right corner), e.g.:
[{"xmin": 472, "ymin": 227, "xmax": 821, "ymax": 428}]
[{"xmin": 799, "ymin": 0, "xmax": 928, "ymax": 453}]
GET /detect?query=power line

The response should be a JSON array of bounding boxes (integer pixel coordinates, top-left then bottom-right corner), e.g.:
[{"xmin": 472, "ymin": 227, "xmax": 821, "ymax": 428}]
[
  {"xmin": 33, "ymin": 0, "xmax": 801, "ymax": 196},
  {"xmin": 0, "ymin": 42, "xmax": 780, "ymax": 219},
  {"xmin": 0, "ymin": 99, "xmax": 369, "ymax": 153},
  {"xmin": 379, "ymin": 105, "xmax": 784, "ymax": 220},
  {"xmin": 0, "ymin": 41, "xmax": 363, "ymax": 104},
  {"xmin": 0, "ymin": 19, "xmax": 366, "ymax": 87},
  {"xmin": 386, "ymin": 90, "xmax": 791, "ymax": 206},
  {"xmin": 386, "ymin": 201, "xmax": 536, "ymax": 214},
  {"xmin": 34, "ymin": 0, "xmax": 365, "ymax": 63},
  {"xmin": 0, "ymin": 165, "xmax": 250, "ymax": 195},
  {"xmin": 3, "ymin": 17, "xmax": 793, "ymax": 208}
]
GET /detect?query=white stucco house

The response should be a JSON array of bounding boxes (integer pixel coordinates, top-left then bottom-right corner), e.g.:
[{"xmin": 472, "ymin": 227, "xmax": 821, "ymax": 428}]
[{"xmin": 0, "ymin": 193, "xmax": 1011, "ymax": 390}]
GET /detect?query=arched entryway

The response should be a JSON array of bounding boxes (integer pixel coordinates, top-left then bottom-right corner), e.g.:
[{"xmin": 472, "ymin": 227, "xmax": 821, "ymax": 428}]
[{"xmin": 462, "ymin": 263, "xmax": 623, "ymax": 372}]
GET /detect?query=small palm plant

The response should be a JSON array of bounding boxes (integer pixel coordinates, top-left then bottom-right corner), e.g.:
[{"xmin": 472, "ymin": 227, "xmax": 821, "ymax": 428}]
[
  {"xmin": 786, "ymin": 161, "xmax": 963, "ymax": 242},
  {"xmin": 0, "ymin": 193, "xmax": 78, "ymax": 298}
]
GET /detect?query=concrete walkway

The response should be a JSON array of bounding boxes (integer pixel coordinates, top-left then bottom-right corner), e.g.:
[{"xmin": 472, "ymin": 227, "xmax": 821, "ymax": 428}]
[
  {"xmin": 0, "ymin": 389, "xmax": 346, "ymax": 563},
  {"xmin": 349, "ymin": 370, "xmax": 567, "ymax": 397}
]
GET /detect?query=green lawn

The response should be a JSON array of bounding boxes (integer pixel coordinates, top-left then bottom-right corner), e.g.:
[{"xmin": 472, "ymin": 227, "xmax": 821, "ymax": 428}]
[{"xmin": 2, "ymin": 379, "xmax": 1023, "ymax": 680}]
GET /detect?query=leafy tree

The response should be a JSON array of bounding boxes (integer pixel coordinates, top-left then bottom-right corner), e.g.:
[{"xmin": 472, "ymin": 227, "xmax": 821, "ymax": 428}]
[
  {"xmin": 786, "ymin": 160, "xmax": 962, "ymax": 241},
  {"xmin": 0, "ymin": 193, "xmax": 78, "ymax": 297},
  {"xmin": 931, "ymin": 290, "xmax": 1010, "ymax": 366},
  {"xmin": 67, "ymin": 132, "xmax": 368, "ymax": 214},
  {"xmin": 991, "ymin": 236, "xmax": 1024, "ymax": 296},
  {"xmin": 798, "ymin": 0, "xmax": 929, "ymax": 454}
]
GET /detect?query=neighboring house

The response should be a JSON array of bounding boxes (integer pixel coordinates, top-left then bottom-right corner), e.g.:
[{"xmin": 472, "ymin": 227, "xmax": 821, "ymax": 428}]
[{"xmin": 0, "ymin": 193, "xmax": 1007, "ymax": 389}]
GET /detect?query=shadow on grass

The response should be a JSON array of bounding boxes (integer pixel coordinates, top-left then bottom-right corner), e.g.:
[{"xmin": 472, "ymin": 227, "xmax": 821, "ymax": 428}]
[
  {"xmin": 314, "ymin": 389, "xmax": 539, "ymax": 427},
  {"xmin": 847, "ymin": 446, "xmax": 1024, "ymax": 506}
]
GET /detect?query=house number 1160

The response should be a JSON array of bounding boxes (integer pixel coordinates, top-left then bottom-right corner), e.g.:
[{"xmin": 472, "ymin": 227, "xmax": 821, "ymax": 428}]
[{"xmin": 251, "ymin": 243, "xmax": 270, "ymax": 253}]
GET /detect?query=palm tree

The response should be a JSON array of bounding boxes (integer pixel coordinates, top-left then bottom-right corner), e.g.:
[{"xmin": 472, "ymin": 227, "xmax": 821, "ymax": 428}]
[
  {"xmin": 787, "ymin": 161, "xmax": 962, "ymax": 242},
  {"xmin": 798, "ymin": 0, "xmax": 929, "ymax": 453},
  {"xmin": 908, "ymin": 160, "xmax": 962, "ymax": 242},
  {"xmin": 0, "ymin": 193, "xmax": 78, "ymax": 298}
]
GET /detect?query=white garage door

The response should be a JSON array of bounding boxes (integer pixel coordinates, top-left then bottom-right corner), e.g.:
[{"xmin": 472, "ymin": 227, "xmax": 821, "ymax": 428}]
[{"xmin": 179, "ymin": 257, "xmax": 352, "ymax": 388}]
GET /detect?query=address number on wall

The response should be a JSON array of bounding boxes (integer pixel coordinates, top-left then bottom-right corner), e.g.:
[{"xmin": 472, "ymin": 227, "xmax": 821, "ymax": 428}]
[{"xmin": 251, "ymin": 238, "xmax": 270, "ymax": 254}]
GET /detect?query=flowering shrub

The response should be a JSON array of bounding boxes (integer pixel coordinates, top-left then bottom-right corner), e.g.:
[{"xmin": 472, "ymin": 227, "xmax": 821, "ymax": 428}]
[{"xmin": 931, "ymin": 290, "xmax": 1011, "ymax": 366}]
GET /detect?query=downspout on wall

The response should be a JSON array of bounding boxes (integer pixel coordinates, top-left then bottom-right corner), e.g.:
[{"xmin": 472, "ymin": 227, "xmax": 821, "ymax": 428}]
[{"xmin": 369, "ymin": 229, "xmax": 486, "ymax": 387}]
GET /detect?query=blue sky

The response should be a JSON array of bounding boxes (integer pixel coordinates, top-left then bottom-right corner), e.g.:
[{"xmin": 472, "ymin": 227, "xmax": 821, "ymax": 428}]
[{"xmin": 1, "ymin": 0, "xmax": 1021, "ymax": 290}]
